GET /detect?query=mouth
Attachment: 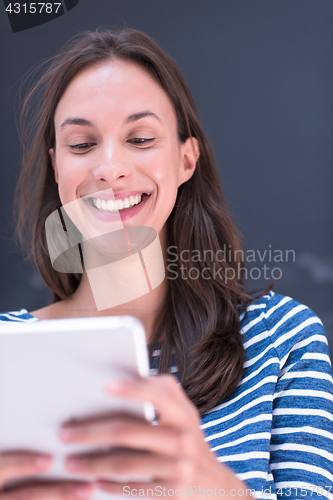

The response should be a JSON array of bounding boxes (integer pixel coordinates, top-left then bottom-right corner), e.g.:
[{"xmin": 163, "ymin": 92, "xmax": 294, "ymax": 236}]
[
  {"xmin": 83, "ymin": 192, "xmax": 152, "ymax": 222},
  {"xmin": 87, "ymin": 193, "xmax": 150, "ymax": 213}
]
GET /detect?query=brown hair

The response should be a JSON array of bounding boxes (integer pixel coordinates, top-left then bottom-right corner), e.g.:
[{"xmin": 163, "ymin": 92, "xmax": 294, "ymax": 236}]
[{"xmin": 14, "ymin": 28, "xmax": 269, "ymax": 415}]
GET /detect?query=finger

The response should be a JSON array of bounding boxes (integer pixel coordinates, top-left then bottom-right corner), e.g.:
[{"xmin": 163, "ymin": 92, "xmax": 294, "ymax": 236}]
[
  {"xmin": 0, "ymin": 481, "xmax": 95, "ymax": 500},
  {"xmin": 0, "ymin": 454, "xmax": 52, "ymax": 486},
  {"xmin": 64, "ymin": 450, "xmax": 181, "ymax": 480},
  {"xmin": 96, "ymin": 479, "xmax": 173, "ymax": 497},
  {"xmin": 104, "ymin": 375, "xmax": 199, "ymax": 427},
  {"xmin": 59, "ymin": 416, "xmax": 181, "ymax": 456}
]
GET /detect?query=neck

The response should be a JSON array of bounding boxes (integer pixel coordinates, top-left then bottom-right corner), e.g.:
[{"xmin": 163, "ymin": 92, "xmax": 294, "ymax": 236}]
[
  {"xmin": 64, "ymin": 274, "xmax": 167, "ymax": 343},
  {"xmin": 60, "ymin": 227, "xmax": 169, "ymax": 343}
]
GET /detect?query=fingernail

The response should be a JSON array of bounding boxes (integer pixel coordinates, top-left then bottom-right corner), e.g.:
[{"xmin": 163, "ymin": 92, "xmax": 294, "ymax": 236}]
[
  {"xmin": 59, "ymin": 427, "xmax": 73, "ymax": 441},
  {"xmin": 95, "ymin": 480, "xmax": 107, "ymax": 491},
  {"xmin": 74, "ymin": 484, "xmax": 93, "ymax": 499},
  {"xmin": 35, "ymin": 456, "xmax": 52, "ymax": 470},
  {"xmin": 66, "ymin": 458, "xmax": 79, "ymax": 470},
  {"xmin": 105, "ymin": 380, "xmax": 124, "ymax": 392}
]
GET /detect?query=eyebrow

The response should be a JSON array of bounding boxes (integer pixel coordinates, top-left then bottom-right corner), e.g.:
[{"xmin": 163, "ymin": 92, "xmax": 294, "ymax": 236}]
[
  {"xmin": 60, "ymin": 118, "xmax": 93, "ymax": 129},
  {"xmin": 124, "ymin": 111, "xmax": 162, "ymax": 124},
  {"xmin": 59, "ymin": 111, "xmax": 162, "ymax": 130}
]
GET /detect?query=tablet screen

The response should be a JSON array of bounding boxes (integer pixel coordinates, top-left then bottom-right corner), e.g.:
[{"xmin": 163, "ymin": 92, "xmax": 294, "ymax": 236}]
[{"xmin": 0, "ymin": 315, "xmax": 155, "ymax": 497}]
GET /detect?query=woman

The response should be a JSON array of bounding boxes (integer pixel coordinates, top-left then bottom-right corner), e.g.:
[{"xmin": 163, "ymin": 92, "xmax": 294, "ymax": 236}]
[{"xmin": 0, "ymin": 28, "xmax": 332, "ymax": 499}]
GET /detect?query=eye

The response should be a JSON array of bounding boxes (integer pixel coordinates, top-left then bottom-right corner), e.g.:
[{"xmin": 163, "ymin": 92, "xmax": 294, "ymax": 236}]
[
  {"xmin": 127, "ymin": 138, "xmax": 155, "ymax": 146},
  {"xmin": 69, "ymin": 143, "xmax": 96, "ymax": 152}
]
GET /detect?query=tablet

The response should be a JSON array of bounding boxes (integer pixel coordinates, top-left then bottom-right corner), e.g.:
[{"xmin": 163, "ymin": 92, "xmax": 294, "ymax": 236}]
[{"xmin": 0, "ymin": 315, "xmax": 155, "ymax": 497}]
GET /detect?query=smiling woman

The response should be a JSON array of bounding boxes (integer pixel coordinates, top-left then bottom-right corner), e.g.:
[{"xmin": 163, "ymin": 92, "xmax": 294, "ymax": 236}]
[{"xmin": 1, "ymin": 28, "xmax": 333, "ymax": 500}]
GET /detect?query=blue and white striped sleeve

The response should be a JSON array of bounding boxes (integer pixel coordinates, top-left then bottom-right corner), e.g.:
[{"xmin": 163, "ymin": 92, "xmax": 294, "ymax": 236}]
[
  {"xmin": 265, "ymin": 295, "xmax": 333, "ymax": 499},
  {"xmin": 0, "ymin": 309, "xmax": 38, "ymax": 323}
]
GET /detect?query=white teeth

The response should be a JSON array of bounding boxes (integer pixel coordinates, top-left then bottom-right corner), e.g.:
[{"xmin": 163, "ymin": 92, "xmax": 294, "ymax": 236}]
[
  {"xmin": 107, "ymin": 200, "xmax": 115, "ymax": 210},
  {"xmin": 91, "ymin": 194, "xmax": 147, "ymax": 212}
]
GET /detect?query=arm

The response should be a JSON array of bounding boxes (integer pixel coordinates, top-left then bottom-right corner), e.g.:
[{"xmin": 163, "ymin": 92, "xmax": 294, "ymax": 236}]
[{"xmin": 265, "ymin": 297, "xmax": 333, "ymax": 499}]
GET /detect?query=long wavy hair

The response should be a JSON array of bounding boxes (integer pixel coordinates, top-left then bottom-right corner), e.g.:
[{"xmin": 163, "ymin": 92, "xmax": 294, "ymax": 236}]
[{"xmin": 14, "ymin": 28, "xmax": 268, "ymax": 415}]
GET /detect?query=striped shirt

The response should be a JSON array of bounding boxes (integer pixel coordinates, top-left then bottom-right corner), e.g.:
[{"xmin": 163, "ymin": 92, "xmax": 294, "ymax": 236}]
[{"xmin": 1, "ymin": 291, "xmax": 333, "ymax": 499}]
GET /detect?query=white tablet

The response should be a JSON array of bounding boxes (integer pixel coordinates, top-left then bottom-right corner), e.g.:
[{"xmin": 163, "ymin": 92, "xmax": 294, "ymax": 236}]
[{"xmin": 0, "ymin": 315, "xmax": 155, "ymax": 497}]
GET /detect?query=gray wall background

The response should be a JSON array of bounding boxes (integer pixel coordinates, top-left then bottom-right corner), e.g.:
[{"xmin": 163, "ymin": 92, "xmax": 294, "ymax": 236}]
[{"xmin": 0, "ymin": 0, "xmax": 332, "ymax": 359}]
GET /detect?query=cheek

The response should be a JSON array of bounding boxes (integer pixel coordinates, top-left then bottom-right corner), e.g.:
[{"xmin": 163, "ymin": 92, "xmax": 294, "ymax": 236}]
[
  {"xmin": 154, "ymin": 166, "xmax": 179, "ymax": 219},
  {"xmin": 56, "ymin": 157, "xmax": 86, "ymax": 203},
  {"xmin": 150, "ymin": 164, "xmax": 179, "ymax": 204},
  {"xmin": 146, "ymin": 148, "xmax": 180, "ymax": 185}
]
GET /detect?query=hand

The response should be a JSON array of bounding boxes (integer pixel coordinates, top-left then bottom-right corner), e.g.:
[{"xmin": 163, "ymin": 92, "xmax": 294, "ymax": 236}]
[
  {"xmin": 0, "ymin": 452, "xmax": 94, "ymax": 499},
  {"xmin": 59, "ymin": 375, "xmax": 248, "ymax": 499}
]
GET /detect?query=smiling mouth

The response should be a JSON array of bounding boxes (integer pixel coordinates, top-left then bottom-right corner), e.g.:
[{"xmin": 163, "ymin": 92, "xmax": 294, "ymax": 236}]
[{"xmin": 88, "ymin": 193, "xmax": 150, "ymax": 213}]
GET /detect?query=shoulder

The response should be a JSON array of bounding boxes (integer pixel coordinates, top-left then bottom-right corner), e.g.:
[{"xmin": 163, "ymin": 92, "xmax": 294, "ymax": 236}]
[
  {"xmin": 0, "ymin": 309, "xmax": 39, "ymax": 324},
  {"xmin": 240, "ymin": 291, "xmax": 329, "ymax": 368}
]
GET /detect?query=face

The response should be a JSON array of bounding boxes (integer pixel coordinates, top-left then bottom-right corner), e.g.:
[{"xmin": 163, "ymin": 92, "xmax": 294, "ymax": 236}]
[{"xmin": 49, "ymin": 60, "xmax": 199, "ymax": 246}]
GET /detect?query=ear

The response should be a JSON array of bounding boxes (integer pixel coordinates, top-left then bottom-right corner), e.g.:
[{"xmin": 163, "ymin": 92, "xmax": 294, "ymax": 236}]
[
  {"xmin": 49, "ymin": 148, "xmax": 58, "ymax": 184},
  {"xmin": 178, "ymin": 137, "xmax": 200, "ymax": 187}
]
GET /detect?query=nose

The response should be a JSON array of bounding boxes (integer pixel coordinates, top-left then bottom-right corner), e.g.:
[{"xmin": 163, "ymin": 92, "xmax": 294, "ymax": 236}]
[{"xmin": 91, "ymin": 145, "xmax": 133, "ymax": 182}]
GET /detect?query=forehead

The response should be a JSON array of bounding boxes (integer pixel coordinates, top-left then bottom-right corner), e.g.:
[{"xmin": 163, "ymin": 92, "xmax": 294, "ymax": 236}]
[{"xmin": 54, "ymin": 60, "xmax": 177, "ymax": 128}]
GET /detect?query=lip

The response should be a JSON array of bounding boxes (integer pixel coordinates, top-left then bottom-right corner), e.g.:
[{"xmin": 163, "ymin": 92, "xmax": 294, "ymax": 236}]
[
  {"xmin": 82, "ymin": 193, "xmax": 151, "ymax": 223},
  {"xmin": 82, "ymin": 190, "xmax": 151, "ymax": 202}
]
